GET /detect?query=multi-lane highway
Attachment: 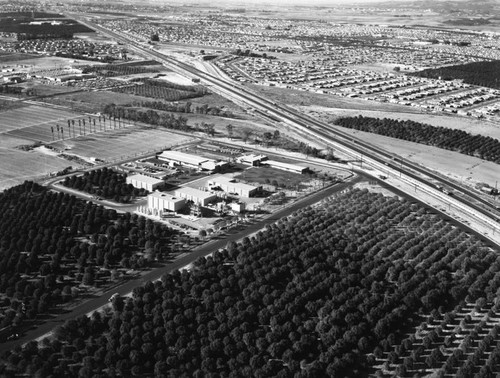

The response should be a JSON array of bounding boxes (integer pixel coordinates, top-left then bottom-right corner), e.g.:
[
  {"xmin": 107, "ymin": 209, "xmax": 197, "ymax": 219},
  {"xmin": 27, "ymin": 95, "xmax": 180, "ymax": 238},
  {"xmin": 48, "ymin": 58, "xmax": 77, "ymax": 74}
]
[{"xmin": 74, "ymin": 16, "xmax": 500, "ymax": 232}]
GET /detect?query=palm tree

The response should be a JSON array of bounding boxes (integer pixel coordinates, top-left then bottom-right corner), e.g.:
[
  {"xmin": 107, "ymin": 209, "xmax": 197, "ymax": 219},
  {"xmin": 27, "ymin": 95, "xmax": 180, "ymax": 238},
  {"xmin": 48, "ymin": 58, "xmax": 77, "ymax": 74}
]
[
  {"xmin": 226, "ymin": 124, "xmax": 234, "ymax": 140},
  {"xmin": 78, "ymin": 119, "xmax": 81, "ymax": 135},
  {"xmin": 51, "ymin": 126, "xmax": 54, "ymax": 141},
  {"xmin": 56, "ymin": 124, "xmax": 60, "ymax": 139},
  {"xmin": 71, "ymin": 120, "xmax": 75, "ymax": 137}
]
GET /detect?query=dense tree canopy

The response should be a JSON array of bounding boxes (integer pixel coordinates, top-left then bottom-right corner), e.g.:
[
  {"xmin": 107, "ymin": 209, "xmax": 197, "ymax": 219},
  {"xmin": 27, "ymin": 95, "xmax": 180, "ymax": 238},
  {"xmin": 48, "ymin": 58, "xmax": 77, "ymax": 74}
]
[
  {"xmin": 62, "ymin": 168, "xmax": 147, "ymax": 203},
  {"xmin": 1, "ymin": 188, "xmax": 498, "ymax": 377},
  {"xmin": 0, "ymin": 181, "xmax": 176, "ymax": 333},
  {"xmin": 411, "ymin": 60, "xmax": 500, "ymax": 90}
]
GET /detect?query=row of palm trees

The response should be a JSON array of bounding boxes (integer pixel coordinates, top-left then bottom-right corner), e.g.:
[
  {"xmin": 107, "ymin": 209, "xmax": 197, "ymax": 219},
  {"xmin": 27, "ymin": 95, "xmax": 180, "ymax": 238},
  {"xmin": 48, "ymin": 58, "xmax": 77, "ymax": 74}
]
[{"xmin": 49, "ymin": 114, "xmax": 131, "ymax": 141}]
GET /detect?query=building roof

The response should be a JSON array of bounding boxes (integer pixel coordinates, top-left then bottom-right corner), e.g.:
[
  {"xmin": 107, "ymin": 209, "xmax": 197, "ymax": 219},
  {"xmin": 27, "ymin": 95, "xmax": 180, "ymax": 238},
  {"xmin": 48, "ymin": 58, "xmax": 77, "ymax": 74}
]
[
  {"xmin": 264, "ymin": 160, "xmax": 307, "ymax": 172},
  {"xmin": 213, "ymin": 176, "xmax": 259, "ymax": 191},
  {"xmin": 158, "ymin": 150, "xmax": 211, "ymax": 166},
  {"xmin": 239, "ymin": 154, "xmax": 267, "ymax": 163},
  {"xmin": 127, "ymin": 174, "xmax": 164, "ymax": 185},
  {"xmin": 149, "ymin": 191, "xmax": 184, "ymax": 202},
  {"xmin": 175, "ymin": 186, "xmax": 216, "ymax": 199}
]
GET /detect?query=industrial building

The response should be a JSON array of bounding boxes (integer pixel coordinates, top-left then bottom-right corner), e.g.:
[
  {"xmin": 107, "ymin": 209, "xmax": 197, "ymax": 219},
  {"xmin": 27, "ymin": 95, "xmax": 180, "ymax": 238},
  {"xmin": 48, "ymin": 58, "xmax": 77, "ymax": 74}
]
[
  {"xmin": 147, "ymin": 191, "xmax": 185, "ymax": 212},
  {"xmin": 156, "ymin": 150, "xmax": 228, "ymax": 171},
  {"xmin": 174, "ymin": 187, "xmax": 217, "ymax": 206},
  {"xmin": 126, "ymin": 174, "xmax": 164, "ymax": 192},
  {"xmin": 238, "ymin": 154, "xmax": 268, "ymax": 166},
  {"xmin": 208, "ymin": 176, "xmax": 260, "ymax": 197},
  {"xmin": 262, "ymin": 160, "xmax": 308, "ymax": 174}
]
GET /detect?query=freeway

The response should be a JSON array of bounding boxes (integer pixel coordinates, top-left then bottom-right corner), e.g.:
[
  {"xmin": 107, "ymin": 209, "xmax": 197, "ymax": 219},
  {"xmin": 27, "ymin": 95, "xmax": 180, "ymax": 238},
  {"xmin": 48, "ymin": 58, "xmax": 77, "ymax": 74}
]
[
  {"xmin": 66, "ymin": 15, "xmax": 500, "ymax": 230},
  {"xmin": 0, "ymin": 176, "xmax": 361, "ymax": 355}
]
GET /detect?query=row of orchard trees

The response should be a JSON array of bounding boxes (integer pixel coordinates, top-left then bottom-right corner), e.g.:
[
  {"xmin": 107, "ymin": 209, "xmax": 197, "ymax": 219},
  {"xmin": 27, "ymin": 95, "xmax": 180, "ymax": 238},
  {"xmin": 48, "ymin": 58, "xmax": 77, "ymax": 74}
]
[
  {"xmin": 2, "ymin": 188, "xmax": 499, "ymax": 377},
  {"xmin": 82, "ymin": 63, "xmax": 161, "ymax": 78},
  {"xmin": 112, "ymin": 79, "xmax": 207, "ymax": 102},
  {"xmin": 333, "ymin": 115, "xmax": 500, "ymax": 164},
  {"xmin": 0, "ymin": 181, "xmax": 177, "ymax": 332},
  {"xmin": 62, "ymin": 168, "xmax": 147, "ymax": 203},
  {"xmin": 135, "ymin": 100, "xmax": 235, "ymax": 118},
  {"xmin": 102, "ymin": 103, "xmax": 189, "ymax": 131}
]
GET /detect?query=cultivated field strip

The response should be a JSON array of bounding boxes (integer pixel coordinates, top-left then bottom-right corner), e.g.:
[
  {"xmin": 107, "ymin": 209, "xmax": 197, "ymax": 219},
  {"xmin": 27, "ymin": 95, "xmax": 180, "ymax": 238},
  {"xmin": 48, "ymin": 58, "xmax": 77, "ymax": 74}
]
[
  {"xmin": 0, "ymin": 105, "xmax": 77, "ymax": 133},
  {"xmin": 50, "ymin": 126, "xmax": 191, "ymax": 161}
]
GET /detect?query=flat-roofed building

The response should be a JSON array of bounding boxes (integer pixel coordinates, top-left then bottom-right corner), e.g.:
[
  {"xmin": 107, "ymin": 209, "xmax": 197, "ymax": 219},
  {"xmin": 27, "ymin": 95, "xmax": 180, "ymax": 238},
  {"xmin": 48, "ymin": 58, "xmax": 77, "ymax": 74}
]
[
  {"xmin": 126, "ymin": 174, "xmax": 164, "ymax": 191},
  {"xmin": 209, "ymin": 176, "xmax": 260, "ymax": 197},
  {"xmin": 263, "ymin": 160, "xmax": 308, "ymax": 174},
  {"xmin": 158, "ymin": 150, "xmax": 210, "ymax": 168},
  {"xmin": 148, "ymin": 191, "xmax": 185, "ymax": 212},
  {"xmin": 238, "ymin": 154, "xmax": 268, "ymax": 166},
  {"xmin": 174, "ymin": 187, "xmax": 217, "ymax": 206}
]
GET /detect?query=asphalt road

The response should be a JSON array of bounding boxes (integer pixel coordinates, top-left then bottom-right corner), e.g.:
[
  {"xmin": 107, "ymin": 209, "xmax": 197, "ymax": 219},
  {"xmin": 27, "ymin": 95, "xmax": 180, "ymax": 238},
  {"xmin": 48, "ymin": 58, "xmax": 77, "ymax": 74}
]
[{"xmin": 0, "ymin": 175, "xmax": 361, "ymax": 355}]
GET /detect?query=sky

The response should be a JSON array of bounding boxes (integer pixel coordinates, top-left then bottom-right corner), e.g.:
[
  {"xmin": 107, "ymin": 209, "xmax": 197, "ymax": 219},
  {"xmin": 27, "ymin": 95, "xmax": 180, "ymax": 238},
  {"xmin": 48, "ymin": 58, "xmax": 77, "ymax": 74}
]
[{"xmin": 161, "ymin": 0, "xmax": 415, "ymax": 5}]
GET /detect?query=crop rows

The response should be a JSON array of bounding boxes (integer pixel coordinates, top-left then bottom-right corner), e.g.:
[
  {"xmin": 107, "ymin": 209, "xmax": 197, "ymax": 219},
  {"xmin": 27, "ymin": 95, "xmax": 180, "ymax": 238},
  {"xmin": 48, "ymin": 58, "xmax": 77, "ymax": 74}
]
[
  {"xmin": 0, "ymin": 187, "xmax": 497, "ymax": 377},
  {"xmin": 112, "ymin": 83, "xmax": 204, "ymax": 102},
  {"xmin": 82, "ymin": 63, "xmax": 162, "ymax": 78}
]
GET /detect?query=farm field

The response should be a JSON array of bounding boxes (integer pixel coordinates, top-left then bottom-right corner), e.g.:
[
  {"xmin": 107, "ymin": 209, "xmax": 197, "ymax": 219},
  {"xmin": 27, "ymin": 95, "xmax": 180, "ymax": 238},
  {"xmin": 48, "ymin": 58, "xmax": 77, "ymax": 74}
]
[
  {"xmin": 54, "ymin": 90, "xmax": 156, "ymax": 109},
  {"xmin": 0, "ymin": 52, "xmax": 39, "ymax": 63},
  {"xmin": 0, "ymin": 104, "xmax": 89, "ymax": 191},
  {"xmin": 50, "ymin": 125, "xmax": 193, "ymax": 162},
  {"xmin": 0, "ymin": 147, "xmax": 74, "ymax": 192},
  {"xmin": 0, "ymin": 104, "xmax": 80, "ymax": 137}
]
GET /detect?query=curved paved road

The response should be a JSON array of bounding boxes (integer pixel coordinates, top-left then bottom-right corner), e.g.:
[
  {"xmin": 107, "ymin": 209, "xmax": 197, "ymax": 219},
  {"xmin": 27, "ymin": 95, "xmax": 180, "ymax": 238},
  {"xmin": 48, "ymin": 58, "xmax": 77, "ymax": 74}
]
[{"xmin": 0, "ymin": 176, "xmax": 361, "ymax": 355}]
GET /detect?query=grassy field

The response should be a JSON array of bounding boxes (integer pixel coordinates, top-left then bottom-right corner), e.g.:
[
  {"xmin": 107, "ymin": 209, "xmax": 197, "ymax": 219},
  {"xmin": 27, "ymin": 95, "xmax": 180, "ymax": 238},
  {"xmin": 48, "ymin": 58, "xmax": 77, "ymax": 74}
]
[
  {"xmin": 0, "ymin": 146, "xmax": 77, "ymax": 191},
  {"xmin": 0, "ymin": 52, "xmax": 39, "ymax": 63},
  {"xmin": 55, "ymin": 90, "xmax": 156, "ymax": 109},
  {"xmin": 1, "ymin": 105, "xmax": 94, "ymax": 143},
  {"xmin": 51, "ymin": 124, "xmax": 192, "ymax": 162}
]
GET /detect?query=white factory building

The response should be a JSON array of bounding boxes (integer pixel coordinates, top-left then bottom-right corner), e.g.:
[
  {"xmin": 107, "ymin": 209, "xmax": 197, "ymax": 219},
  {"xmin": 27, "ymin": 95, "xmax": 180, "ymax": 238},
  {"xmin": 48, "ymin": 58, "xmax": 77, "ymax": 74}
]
[
  {"xmin": 174, "ymin": 187, "xmax": 217, "ymax": 206},
  {"xmin": 147, "ymin": 191, "xmax": 186, "ymax": 212},
  {"xmin": 238, "ymin": 154, "xmax": 268, "ymax": 166},
  {"xmin": 126, "ymin": 174, "xmax": 164, "ymax": 191},
  {"xmin": 262, "ymin": 160, "xmax": 308, "ymax": 174},
  {"xmin": 208, "ymin": 176, "xmax": 260, "ymax": 197},
  {"xmin": 157, "ymin": 150, "xmax": 228, "ymax": 171}
]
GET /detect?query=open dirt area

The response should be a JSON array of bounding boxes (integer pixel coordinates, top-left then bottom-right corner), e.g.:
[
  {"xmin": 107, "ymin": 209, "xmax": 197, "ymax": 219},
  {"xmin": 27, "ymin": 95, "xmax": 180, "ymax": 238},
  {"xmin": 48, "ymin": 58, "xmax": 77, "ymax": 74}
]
[{"xmin": 341, "ymin": 127, "xmax": 499, "ymax": 190}]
